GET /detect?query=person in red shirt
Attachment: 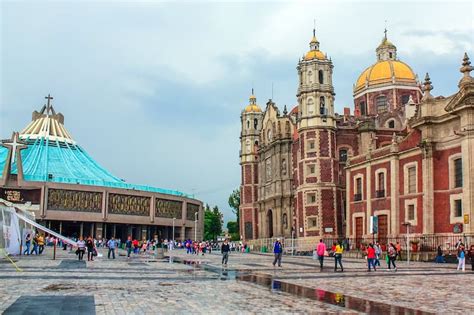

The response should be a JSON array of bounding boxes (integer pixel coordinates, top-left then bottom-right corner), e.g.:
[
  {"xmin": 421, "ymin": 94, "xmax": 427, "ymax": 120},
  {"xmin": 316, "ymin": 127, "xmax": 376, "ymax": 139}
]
[{"xmin": 366, "ymin": 243, "xmax": 377, "ymax": 272}]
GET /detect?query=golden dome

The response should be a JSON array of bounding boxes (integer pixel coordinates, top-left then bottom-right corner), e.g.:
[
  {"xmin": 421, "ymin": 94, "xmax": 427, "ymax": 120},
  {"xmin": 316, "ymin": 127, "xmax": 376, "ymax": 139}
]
[
  {"xmin": 244, "ymin": 104, "xmax": 262, "ymax": 112},
  {"xmin": 355, "ymin": 60, "xmax": 416, "ymax": 92},
  {"xmin": 304, "ymin": 50, "xmax": 325, "ymax": 61}
]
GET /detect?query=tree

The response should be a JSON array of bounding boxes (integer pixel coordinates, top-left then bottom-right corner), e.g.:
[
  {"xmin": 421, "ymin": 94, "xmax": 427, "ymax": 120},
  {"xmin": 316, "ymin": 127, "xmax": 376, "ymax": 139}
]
[
  {"xmin": 228, "ymin": 188, "xmax": 240, "ymax": 230},
  {"xmin": 227, "ymin": 221, "xmax": 239, "ymax": 241},
  {"xmin": 204, "ymin": 204, "xmax": 223, "ymax": 241}
]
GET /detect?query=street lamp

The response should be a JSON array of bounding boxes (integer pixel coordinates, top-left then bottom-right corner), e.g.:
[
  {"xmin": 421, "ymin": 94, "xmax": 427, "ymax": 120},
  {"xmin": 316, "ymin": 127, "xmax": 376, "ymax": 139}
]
[
  {"xmin": 402, "ymin": 222, "xmax": 412, "ymax": 265},
  {"xmin": 172, "ymin": 217, "xmax": 176, "ymax": 250},
  {"xmin": 194, "ymin": 212, "xmax": 198, "ymax": 241}
]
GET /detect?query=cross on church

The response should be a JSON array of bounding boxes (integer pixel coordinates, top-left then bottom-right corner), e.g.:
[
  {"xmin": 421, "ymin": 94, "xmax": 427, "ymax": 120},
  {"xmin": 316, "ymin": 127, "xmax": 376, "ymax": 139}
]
[
  {"xmin": 1, "ymin": 132, "xmax": 27, "ymax": 167},
  {"xmin": 45, "ymin": 94, "xmax": 53, "ymax": 116}
]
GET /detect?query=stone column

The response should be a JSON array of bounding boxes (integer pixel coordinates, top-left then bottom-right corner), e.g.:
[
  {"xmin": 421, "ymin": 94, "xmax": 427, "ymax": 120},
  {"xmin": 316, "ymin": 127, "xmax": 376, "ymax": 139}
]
[
  {"xmin": 461, "ymin": 108, "xmax": 474, "ymax": 233},
  {"xmin": 80, "ymin": 222, "xmax": 84, "ymax": 238},
  {"xmin": 390, "ymin": 156, "xmax": 400, "ymax": 236},
  {"xmin": 180, "ymin": 201, "xmax": 186, "ymax": 241},
  {"xmin": 366, "ymin": 161, "xmax": 372, "ymax": 237},
  {"xmin": 422, "ymin": 143, "xmax": 434, "ymax": 234}
]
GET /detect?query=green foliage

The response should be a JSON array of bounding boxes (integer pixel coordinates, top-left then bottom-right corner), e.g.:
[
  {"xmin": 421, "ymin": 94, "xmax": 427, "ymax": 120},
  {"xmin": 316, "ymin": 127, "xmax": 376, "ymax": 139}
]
[
  {"xmin": 227, "ymin": 221, "xmax": 238, "ymax": 234},
  {"xmin": 228, "ymin": 188, "xmax": 240, "ymax": 229},
  {"xmin": 204, "ymin": 204, "xmax": 223, "ymax": 241}
]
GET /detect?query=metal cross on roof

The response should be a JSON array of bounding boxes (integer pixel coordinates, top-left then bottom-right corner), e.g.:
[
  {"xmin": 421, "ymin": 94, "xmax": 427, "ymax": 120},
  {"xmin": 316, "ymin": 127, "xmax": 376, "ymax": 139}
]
[
  {"xmin": 1, "ymin": 132, "xmax": 27, "ymax": 167},
  {"xmin": 45, "ymin": 94, "xmax": 54, "ymax": 116}
]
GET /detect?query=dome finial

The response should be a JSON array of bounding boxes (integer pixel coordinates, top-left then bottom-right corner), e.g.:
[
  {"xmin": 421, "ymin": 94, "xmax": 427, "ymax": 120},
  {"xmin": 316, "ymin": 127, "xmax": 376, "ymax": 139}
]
[
  {"xmin": 384, "ymin": 20, "xmax": 388, "ymax": 40},
  {"xmin": 309, "ymin": 20, "xmax": 319, "ymax": 51},
  {"xmin": 459, "ymin": 52, "xmax": 474, "ymax": 87},
  {"xmin": 422, "ymin": 73, "xmax": 434, "ymax": 100}
]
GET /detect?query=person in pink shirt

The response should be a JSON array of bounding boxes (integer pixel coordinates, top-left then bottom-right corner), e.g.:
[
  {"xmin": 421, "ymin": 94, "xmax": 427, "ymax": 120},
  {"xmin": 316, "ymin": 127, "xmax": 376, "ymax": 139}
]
[{"xmin": 316, "ymin": 239, "xmax": 327, "ymax": 270}]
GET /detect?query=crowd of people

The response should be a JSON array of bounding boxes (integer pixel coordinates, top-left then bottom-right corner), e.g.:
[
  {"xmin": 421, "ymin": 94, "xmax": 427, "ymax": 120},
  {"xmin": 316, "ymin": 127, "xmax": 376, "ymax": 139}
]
[{"xmin": 17, "ymin": 231, "xmax": 474, "ymax": 272}]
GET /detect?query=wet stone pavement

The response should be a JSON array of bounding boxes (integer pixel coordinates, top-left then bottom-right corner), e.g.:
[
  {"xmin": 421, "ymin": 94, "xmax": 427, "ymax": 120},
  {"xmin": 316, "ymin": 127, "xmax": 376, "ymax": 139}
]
[{"xmin": 0, "ymin": 247, "xmax": 472, "ymax": 314}]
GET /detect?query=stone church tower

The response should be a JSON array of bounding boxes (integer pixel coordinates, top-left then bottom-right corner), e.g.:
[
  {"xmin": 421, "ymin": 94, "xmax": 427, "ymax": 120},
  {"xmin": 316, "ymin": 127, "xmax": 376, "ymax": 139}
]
[
  {"xmin": 239, "ymin": 91, "xmax": 263, "ymax": 239},
  {"xmin": 294, "ymin": 29, "xmax": 341, "ymax": 237}
]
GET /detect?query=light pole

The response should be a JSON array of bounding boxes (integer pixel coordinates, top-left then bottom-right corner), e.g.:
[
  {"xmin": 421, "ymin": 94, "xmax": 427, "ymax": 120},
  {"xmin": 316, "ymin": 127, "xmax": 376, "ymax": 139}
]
[
  {"xmin": 402, "ymin": 222, "xmax": 411, "ymax": 265},
  {"xmin": 172, "ymin": 217, "xmax": 176, "ymax": 250},
  {"xmin": 194, "ymin": 212, "xmax": 198, "ymax": 241}
]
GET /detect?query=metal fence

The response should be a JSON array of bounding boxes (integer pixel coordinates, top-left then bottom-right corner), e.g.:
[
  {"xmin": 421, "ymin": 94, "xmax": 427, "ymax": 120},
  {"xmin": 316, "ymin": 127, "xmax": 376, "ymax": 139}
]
[{"xmin": 247, "ymin": 234, "xmax": 474, "ymax": 255}]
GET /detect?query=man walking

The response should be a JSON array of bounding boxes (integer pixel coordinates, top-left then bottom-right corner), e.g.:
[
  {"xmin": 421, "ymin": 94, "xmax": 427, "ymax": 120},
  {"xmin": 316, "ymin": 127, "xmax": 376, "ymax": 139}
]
[
  {"xmin": 221, "ymin": 239, "xmax": 230, "ymax": 266},
  {"xmin": 272, "ymin": 238, "xmax": 283, "ymax": 267},
  {"xmin": 316, "ymin": 239, "xmax": 327, "ymax": 270},
  {"xmin": 107, "ymin": 237, "xmax": 117, "ymax": 259},
  {"xmin": 125, "ymin": 236, "xmax": 132, "ymax": 258}
]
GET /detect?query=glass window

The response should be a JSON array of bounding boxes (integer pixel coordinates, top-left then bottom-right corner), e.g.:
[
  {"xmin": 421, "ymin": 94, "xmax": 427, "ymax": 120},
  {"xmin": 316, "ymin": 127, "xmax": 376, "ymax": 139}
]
[
  {"xmin": 309, "ymin": 141, "xmax": 315, "ymax": 150},
  {"xmin": 408, "ymin": 167, "xmax": 416, "ymax": 194},
  {"xmin": 378, "ymin": 172, "xmax": 385, "ymax": 191},
  {"xmin": 408, "ymin": 204, "xmax": 415, "ymax": 221},
  {"xmin": 376, "ymin": 95, "xmax": 388, "ymax": 114},
  {"xmin": 356, "ymin": 178, "xmax": 362, "ymax": 194},
  {"xmin": 359, "ymin": 101, "xmax": 366, "ymax": 116},
  {"xmin": 454, "ymin": 199, "xmax": 462, "ymax": 217},
  {"xmin": 388, "ymin": 120, "xmax": 395, "ymax": 128},
  {"xmin": 308, "ymin": 165, "xmax": 315, "ymax": 174},
  {"xmin": 307, "ymin": 194, "xmax": 316, "ymax": 204},
  {"xmin": 339, "ymin": 149, "xmax": 348, "ymax": 162},
  {"xmin": 247, "ymin": 120, "xmax": 250, "ymax": 129},
  {"xmin": 254, "ymin": 119, "xmax": 258, "ymax": 130},
  {"xmin": 454, "ymin": 158, "xmax": 463, "ymax": 188}
]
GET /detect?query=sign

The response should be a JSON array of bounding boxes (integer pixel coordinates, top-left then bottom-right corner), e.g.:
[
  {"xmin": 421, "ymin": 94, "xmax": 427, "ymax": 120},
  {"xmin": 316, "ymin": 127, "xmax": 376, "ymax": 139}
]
[
  {"xmin": 370, "ymin": 215, "xmax": 378, "ymax": 234},
  {"xmin": 453, "ymin": 223, "xmax": 463, "ymax": 234},
  {"xmin": 324, "ymin": 227, "xmax": 334, "ymax": 233},
  {"xmin": 464, "ymin": 214, "xmax": 470, "ymax": 224}
]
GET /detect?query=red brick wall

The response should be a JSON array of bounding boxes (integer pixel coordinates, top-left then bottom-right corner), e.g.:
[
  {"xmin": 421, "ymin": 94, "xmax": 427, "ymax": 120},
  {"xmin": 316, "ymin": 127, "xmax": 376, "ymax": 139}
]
[
  {"xmin": 319, "ymin": 130, "xmax": 329, "ymax": 157},
  {"xmin": 399, "ymin": 154, "xmax": 423, "ymax": 234},
  {"xmin": 244, "ymin": 164, "xmax": 251, "ymax": 185},
  {"xmin": 320, "ymin": 159, "xmax": 332, "ymax": 182},
  {"xmin": 321, "ymin": 189, "xmax": 335, "ymax": 230},
  {"xmin": 306, "ymin": 205, "xmax": 318, "ymax": 216},
  {"xmin": 398, "ymin": 130, "xmax": 421, "ymax": 152},
  {"xmin": 433, "ymin": 146, "xmax": 461, "ymax": 190},
  {"xmin": 244, "ymin": 186, "xmax": 252, "ymax": 204}
]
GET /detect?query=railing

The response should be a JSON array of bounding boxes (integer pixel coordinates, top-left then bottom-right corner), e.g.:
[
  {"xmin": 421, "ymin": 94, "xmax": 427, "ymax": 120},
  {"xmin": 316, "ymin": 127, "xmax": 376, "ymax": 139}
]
[
  {"xmin": 246, "ymin": 234, "xmax": 474, "ymax": 255},
  {"xmin": 375, "ymin": 190, "xmax": 385, "ymax": 198}
]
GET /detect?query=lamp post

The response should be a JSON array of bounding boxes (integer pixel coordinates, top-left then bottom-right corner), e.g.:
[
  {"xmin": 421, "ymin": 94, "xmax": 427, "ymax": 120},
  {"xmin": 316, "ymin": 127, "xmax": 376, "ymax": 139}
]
[
  {"xmin": 402, "ymin": 222, "xmax": 411, "ymax": 265},
  {"xmin": 172, "ymin": 217, "xmax": 176, "ymax": 250},
  {"xmin": 194, "ymin": 212, "xmax": 198, "ymax": 241}
]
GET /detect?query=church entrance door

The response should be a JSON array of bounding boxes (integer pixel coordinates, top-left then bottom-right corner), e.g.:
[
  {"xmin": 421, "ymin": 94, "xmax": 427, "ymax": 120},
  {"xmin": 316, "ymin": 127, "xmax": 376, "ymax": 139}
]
[
  {"xmin": 377, "ymin": 214, "xmax": 388, "ymax": 246},
  {"xmin": 355, "ymin": 217, "xmax": 363, "ymax": 249},
  {"xmin": 267, "ymin": 210, "xmax": 273, "ymax": 238}
]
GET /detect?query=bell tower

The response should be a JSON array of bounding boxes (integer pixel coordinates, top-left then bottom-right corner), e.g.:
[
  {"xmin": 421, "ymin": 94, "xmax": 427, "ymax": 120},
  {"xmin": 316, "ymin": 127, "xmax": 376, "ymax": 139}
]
[
  {"xmin": 294, "ymin": 29, "xmax": 341, "ymax": 238},
  {"xmin": 239, "ymin": 90, "xmax": 263, "ymax": 240}
]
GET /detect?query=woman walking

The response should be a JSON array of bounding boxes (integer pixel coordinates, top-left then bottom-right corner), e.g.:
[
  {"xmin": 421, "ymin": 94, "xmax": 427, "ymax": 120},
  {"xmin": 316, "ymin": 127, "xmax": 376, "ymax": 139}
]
[
  {"xmin": 457, "ymin": 243, "xmax": 466, "ymax": 272},
  {"xmin": 366, "ymin": 243, "xmax": 376, "ymax": 271},
  {"xmin": 334, "ymin": 242, "xmax": 344, "ymax": 272},
  {"xmin": 387, "ymin": 243, "xmax": 397, "ymax": 271},
  {"xmin": 86, "ymin": 236, "xmax": 95, "ymax": 261},
  {"xmin": 77, "ymin": 236, "xmax": 86, "ymax": 261}
]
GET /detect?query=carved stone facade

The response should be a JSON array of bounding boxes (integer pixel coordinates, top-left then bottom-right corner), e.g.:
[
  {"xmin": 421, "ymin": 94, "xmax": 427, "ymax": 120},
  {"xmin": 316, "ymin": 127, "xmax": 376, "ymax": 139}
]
[
  {"xmin": 155, "ymin": 198, "xmax": 182, "ymax": 219},
  {"xmin": 108, "ymin": 193, "xmax": 150, "ymax": 216},
  {"xmin": 186, "ymin": 203, "xmax": 199, "ymax": 221},
  {"xmin": 48, "ymin": 189, "xmax": 102, "ymax": 213}
]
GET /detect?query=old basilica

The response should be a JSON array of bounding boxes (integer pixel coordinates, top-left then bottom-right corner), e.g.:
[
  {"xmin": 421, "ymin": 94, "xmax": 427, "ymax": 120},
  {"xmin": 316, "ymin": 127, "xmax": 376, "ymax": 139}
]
[{"xmin": 239, "ymin": 29, "xmax": 474, "ymax": 243}]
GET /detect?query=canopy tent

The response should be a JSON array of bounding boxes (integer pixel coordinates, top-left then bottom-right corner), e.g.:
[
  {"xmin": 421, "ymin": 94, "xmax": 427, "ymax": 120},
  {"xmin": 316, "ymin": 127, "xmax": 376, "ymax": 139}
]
[{"xmin": 0, "ymin": 198, "xmax": 77, "ymax": 256}]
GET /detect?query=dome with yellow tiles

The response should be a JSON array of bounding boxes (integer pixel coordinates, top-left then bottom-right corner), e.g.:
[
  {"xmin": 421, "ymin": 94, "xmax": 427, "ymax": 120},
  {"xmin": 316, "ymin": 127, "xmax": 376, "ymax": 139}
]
[
  {"xmin": 355, "ymin": 60, "xmax": 416, "ymax": 92},
  {"xmin": 354, "ymin": 32, "xmax": 417, "ymax": 93},
  {"xmin": 244, "ymin": 93, "xmax": 262, "ymax": 113}
]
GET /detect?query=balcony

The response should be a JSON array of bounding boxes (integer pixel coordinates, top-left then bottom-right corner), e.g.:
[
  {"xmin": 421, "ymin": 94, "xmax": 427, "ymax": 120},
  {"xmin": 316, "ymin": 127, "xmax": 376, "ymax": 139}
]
[
  {"xmin": 353, "ymin": 193, "xmax": 362, "ymax": 201},
  {"xmin": 376, "ymin": 190, "xmax": 385, "ymax": 198}
]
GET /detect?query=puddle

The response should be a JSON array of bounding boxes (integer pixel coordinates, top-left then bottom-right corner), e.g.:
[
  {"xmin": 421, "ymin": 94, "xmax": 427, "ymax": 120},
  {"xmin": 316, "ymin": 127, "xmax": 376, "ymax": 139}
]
[{"xmin": 167, "ymin": 256, "xmax": 434, "ymax": 314}]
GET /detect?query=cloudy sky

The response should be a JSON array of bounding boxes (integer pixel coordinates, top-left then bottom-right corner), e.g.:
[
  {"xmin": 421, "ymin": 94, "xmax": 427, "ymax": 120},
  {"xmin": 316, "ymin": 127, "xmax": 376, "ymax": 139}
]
[{"xmin": 1, "ymin": 0, "xmax": 472, "ymax": 223}]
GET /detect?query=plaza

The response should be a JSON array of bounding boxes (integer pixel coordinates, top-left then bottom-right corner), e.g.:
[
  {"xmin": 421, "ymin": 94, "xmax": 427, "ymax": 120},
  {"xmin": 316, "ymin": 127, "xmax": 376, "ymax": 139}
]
[{"xmin": 0, "ymin": 247, "xmax": 473, "ymax": 314}]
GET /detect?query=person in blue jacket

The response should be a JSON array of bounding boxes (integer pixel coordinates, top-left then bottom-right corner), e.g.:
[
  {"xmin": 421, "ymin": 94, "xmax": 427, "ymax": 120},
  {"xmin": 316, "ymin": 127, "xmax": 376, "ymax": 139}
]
[{"xmin": 272, "ymin": 238, "xmax": 283, "ymax": 267}]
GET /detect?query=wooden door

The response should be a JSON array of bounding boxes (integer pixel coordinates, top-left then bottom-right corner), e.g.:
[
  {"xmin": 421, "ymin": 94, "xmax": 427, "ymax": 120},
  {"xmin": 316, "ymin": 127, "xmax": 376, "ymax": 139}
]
[
  {"xmin": 355, "ymin": 217, "xmax": 363, "ymax": 248},
  {"xmin": 377, "ymin": 215, "xmax": 388, "ymax": 246}
]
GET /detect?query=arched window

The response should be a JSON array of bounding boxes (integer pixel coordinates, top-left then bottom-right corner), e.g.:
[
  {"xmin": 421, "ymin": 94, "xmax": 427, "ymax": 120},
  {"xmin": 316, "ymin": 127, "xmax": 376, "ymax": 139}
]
[
  {"xmin": 359, "ymin": 101, "xmax": 367, "ymax": 116},
  {"xmin": 254, "ymin": 119, "xmax": 258, "ymax": 129},
  {"xmin": 319, "ymin": 96, "xmax": 326, "ymax": 115},
  {"xmin": 246, "ymin": 120, "xmax": 250, "ymax": 129},
  {"xmin": 388, "ymin": 120, "xmax": 395, "ymax": 128},
  {"xmin": 339, "ymin": 149, "xmax": 348, "ymax": 162},
  {"xmin": 376, "ymin": 95, "xmax": 388, "ymax": 114},
  {"xmin": 307, "ymin": 98, "xmax": 314, "ymax": 115},
  {"xmin": 318, "ymin": 70, "xmax": 324, "ymax": 84}
]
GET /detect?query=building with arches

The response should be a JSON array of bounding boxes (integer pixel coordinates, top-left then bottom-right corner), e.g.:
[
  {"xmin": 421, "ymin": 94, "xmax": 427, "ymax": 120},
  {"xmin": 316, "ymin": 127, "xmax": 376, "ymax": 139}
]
[{"xmin": 239, "ymin": 29, "xmax": 474, "ymax": 242}]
